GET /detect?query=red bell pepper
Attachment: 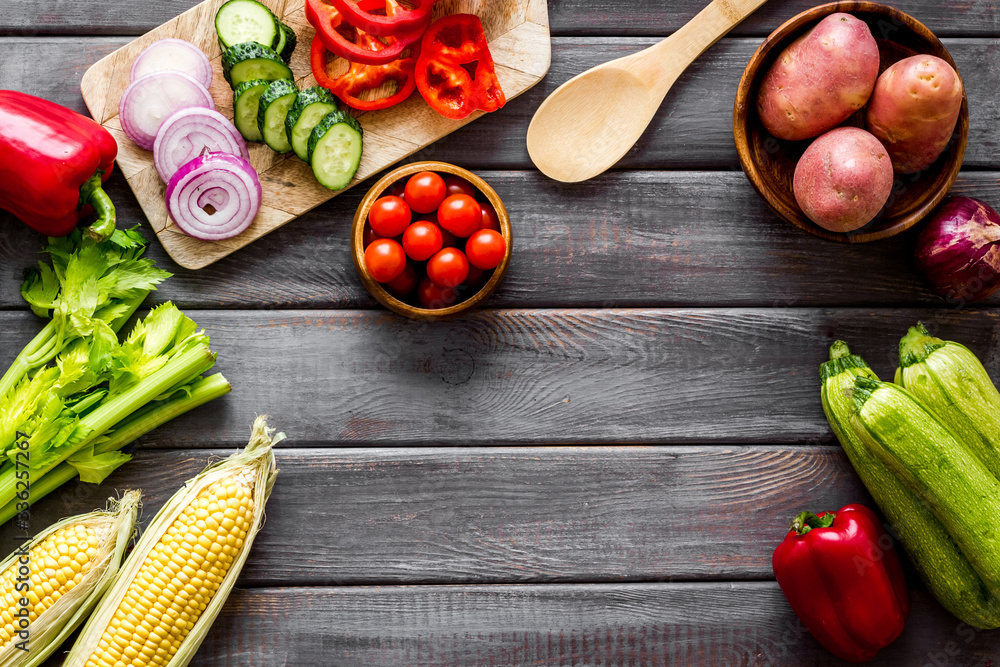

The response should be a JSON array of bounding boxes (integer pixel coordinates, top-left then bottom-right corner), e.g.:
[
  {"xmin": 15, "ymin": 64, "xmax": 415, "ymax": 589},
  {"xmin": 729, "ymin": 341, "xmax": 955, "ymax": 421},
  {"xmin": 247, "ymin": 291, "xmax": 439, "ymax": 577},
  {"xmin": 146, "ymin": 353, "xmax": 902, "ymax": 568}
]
[
  {"xmin": 772, "ymin": 504, "xmax": 909, "ymax": 663},
  {"xmin": 415, "ymin": 14, "xmax": 506, "ymax": 120},
  {"xmin": 330, "ymin": 0, "xmax": 435, "ymax": 37},
  {"xmin": 311, "ymin": 36, "xmax": 417, "ymax": 111},
  {"xmin": 0, "ymin": 91, "xmax": 117, "ymax": 240},
  {"xmin": 306, "ymin": 0, "xmax": 426, "ymax": 66}
]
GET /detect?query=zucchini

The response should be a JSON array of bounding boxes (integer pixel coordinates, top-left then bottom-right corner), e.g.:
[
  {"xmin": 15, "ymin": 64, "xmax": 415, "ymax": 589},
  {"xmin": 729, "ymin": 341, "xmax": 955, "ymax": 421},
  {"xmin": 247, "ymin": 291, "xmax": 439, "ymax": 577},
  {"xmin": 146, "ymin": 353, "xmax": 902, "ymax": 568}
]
[
  {"xmin": 257, "ymin": 79, "xmax": 299, "ymax": 153},
  {"xmin": 233, "ymin": 79, "xmax": 271, "ymax": 142},
  {"xmin": 308, "ymin": 111, "xmax": 363, "ymax": 190},
  {"xmin": 896, "ymin": 322, "xmax": 1000, "ymax": 480},
  {"xmin": 821, "ymin": 342, "xmax": 1000, "ymax": 628},
  {"xmin": 275, "ymin": 21, "xmax": 298, "ymax": 63},
  {"xmin": 285, "ymin": 87, "xmax": 339, "ymax": 162},
  {"xmin": 222, "ymin": 42, "xmax": 294, "ymax": 89},
  {"xmin": 216, "ymin": 0, "xmax": 280, "ymax": 51},
  {"xmin": 852, "ymin": 376, "xmax": 1000, "ymax": 602}
]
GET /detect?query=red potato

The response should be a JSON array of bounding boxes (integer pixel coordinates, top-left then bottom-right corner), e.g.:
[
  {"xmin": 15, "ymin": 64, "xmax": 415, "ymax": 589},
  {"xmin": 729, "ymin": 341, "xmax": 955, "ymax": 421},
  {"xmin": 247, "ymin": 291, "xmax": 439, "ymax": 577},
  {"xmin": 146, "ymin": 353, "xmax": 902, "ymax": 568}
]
[
  {"xmin": 866, "ymin": 55, "xmax": 964, "ymax": 173},
  {"xmin": 757, "ymin": 13, "xmax": 880, "ymax": 141},
  {"xmin": 793, "ymin": 127, "xmax": 894, "ymax": 233}
]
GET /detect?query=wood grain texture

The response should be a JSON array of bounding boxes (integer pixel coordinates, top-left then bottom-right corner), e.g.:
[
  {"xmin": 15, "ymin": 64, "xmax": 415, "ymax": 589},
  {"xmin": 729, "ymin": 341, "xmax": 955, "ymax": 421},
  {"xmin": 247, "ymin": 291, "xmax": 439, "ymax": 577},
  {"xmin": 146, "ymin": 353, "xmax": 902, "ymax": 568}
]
[
  {"xmin": 3, "ymin": 0, "xmax": 998, "ymax": 37},
  {"xmin": 0, "ymin": 446, "xmax": 868, "ymax": 585},
  {"xmin": 7, "ymin": 171, "xmax": 1000, "ymax": 310},
  {"xmin": 6, "ymin": 37, "xmax": 999, "ymax": 173},
  {"xmin": 156, "ymin": 584, "xmax": 1000, "ymax": 665},
  {"xmin": 79, "ymin": 0, "xmax": 550, "ymax": 269},
  {"xmin": 3, "ymin": 308, "xmax": 1000, "ymax": 447}
]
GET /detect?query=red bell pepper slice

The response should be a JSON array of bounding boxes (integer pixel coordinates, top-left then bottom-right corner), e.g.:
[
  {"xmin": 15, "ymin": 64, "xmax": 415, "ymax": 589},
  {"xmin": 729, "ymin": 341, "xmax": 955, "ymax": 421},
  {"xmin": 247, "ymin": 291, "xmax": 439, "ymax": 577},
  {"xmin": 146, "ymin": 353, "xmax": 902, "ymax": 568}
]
[
  {"xmin": 414, "ymin": 14, "xmax": 506, "ymax": 120},
  {"xmin": 0, "ymin": 90, "xmax": 117, "ymax": 240},
  {"xmin": 772, "ymin": 504, "xmax": 909, "ymax": 663},
  {"xmin": 311, "ymin": 35, "xmax": 417, "ymax": 111},
  {"xmin": 306, "ymin": 0, "xmax": 426, "ymax": 66},
  {"xmin": 330, "ymin": 0, "xmax": 436, "ymax": 37}
]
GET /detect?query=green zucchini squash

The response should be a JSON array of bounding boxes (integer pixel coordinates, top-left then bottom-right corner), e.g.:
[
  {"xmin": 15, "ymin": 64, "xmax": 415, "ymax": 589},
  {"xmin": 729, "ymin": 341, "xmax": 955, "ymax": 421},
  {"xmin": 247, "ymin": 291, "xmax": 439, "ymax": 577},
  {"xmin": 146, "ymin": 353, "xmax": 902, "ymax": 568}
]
[
  {"xmin": 821, "ymin": 342, "xmax": 1000, "ymax": 628},
  {"xmin": 895, "ymin": 322, "xmax": 1000, "ymax": 481},
  {"xmin": 852, "ymin": 376, "xmax": 1000, "ymax": 603}
]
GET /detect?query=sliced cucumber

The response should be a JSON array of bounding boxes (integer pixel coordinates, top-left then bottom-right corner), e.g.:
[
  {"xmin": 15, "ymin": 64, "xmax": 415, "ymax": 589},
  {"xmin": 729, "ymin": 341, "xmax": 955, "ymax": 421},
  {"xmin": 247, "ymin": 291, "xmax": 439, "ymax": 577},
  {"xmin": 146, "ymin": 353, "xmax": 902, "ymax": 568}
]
[
  {"xmin": 257, "ymin": 79, "xmax": 299, "ymax": 153},
  {"xmin": 222, "ymin": 42, "xmax": 293, "ymax": 89},
  {"xmin": 275, "ymin": 22, "xmax": 298, "ymax": 63},
  {"xmin": 216, "ymin": 0, "xmax": 280, "ymax": 51},
  {"xmin": 308, "ymin": 111, "xmax": 363, "ymax": 190},
  {"xmin": 285, "ymin": 87, "xmax": 339, "ymax": 162},
  {"xmin": 233, "ymin": 79, "xmax": 271, "ymax": 142}
]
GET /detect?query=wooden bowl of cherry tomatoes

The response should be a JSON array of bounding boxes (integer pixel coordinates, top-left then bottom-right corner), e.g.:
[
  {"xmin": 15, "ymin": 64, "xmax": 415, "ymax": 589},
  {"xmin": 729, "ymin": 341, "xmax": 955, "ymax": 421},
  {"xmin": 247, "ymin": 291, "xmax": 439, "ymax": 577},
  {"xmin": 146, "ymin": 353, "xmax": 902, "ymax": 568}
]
[{"xmin": 352, "ymin": 161, "xmax": 512, "ymax": 321}]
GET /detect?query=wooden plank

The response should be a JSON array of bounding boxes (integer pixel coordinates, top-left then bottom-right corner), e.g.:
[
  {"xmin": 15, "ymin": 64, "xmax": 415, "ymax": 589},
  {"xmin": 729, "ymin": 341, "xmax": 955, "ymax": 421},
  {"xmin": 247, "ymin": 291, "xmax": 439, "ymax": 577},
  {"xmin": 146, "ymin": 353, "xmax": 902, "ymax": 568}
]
[
  {"xmin": 5, "ymin": 170, "xmax": 1000, "ymax": 310},
  {"xmin": 3, "ymin": 0, "xmax": 999, "ymax": 37},
  {"xmin": 146, "ymin": 584, "xmax": 1000, "ymax": 666},
  {"xmin": 3, "ymin": 308, "xmax": 999, "ymax": 447},
  {"xmin": 4, "ymin": 37, "xmax": 999, "ymax": 173},
  {"xmin": 0, "ymin": 446, "xmax": 868, "ymax": 585}
]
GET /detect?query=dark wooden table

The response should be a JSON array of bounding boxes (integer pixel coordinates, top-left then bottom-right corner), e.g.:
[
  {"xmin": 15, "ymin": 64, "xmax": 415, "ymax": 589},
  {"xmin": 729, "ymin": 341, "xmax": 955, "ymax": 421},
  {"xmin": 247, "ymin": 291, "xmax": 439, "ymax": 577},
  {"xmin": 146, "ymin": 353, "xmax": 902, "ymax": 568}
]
[{"xmin": 3, "ymin": 1, "xmax": 1000, "ymax": 664}]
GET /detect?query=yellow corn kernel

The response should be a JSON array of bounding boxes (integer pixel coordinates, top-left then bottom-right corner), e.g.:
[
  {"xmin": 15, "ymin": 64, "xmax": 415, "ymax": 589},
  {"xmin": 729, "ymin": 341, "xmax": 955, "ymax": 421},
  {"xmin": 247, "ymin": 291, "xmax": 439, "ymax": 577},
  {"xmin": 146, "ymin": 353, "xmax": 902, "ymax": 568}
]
[
  {"xmin": 83, "ymin": 476, "xmax": 254, "ymax": 667},
  {"xmin": 0, "ymin": 521, "xmax": 105, "ymax": 650}
]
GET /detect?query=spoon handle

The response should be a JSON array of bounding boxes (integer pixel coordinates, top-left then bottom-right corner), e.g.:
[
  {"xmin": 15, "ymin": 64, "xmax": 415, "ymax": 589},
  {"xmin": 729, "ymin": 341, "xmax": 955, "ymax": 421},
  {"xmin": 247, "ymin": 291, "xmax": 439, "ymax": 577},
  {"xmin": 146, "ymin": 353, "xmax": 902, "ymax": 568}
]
[{"xmin": 637, "ymin": 0, "xmax": 771, "ymax": 84}]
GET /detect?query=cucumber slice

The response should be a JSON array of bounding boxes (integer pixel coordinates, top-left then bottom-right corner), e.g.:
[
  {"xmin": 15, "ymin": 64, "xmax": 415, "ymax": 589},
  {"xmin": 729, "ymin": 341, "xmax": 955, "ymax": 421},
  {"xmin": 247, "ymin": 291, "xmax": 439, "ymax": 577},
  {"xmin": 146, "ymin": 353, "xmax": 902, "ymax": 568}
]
[
  {"xmin": 285, "ymin": 87, "xmax": 339, "ymax": 162},
  {"xmin": 275, "ymin": 22, "xmax": 298, "ymax": 63},
  {"xmin": 233, "ymin": 79, "xmax": 271, "ymax": 142},
  {"xmin": 216, "ymin": 0, "xmax": 280, "ymax": 51},
  {"xmin": 257, "ymin": 79, "xmax": 299, "ymax": 153},
  {"xmin": 308, "ymin": 111, "xmax": 363, "ymax": 190},
  {"xmin": 222, "ymin": 42, "xmax": 293, "ymax": 89}
]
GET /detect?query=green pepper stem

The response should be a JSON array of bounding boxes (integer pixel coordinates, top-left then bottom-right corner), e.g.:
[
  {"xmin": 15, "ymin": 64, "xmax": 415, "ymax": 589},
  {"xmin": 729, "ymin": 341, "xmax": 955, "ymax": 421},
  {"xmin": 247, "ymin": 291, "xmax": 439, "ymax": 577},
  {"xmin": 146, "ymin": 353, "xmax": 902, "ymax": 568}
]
[
  {"xmin": 79, "ymin": 172, "xmax": 116, "ymax": 242},
  {"xmin": 790, "ymin": 510, "xmax": 836, "ymax": 535}
]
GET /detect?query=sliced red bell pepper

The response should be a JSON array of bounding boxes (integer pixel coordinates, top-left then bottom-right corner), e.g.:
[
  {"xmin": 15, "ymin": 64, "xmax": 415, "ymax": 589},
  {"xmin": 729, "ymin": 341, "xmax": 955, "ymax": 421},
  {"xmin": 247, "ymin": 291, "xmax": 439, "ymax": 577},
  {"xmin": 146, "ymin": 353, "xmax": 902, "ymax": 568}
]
[
  {"xmin": 414, "ymin": 14, "xmax": 506, "ymax": 120},
  {"xmin": 0, "ymin": 90, "xmax": 117, "ymax": 241},
  {"xmin": 772, "ymin": 504, "xmax": 909, "ymax": 663},
  {"xmin": 311, "ymin": 35, "xmax": 417, "ymax": 111},
  {"xmin": 330, "ymin": 0, "xmax": 436, "ymax": 37},
  {"xmin": 306, "ymin": 0, "xmax": 425, "ymax": 66}
]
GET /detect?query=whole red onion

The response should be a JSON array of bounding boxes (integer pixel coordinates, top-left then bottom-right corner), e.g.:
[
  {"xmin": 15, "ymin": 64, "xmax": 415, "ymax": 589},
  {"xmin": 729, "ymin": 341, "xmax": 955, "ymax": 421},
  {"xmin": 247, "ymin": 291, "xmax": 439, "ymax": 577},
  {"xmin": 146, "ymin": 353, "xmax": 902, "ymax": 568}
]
[{"xmin": 915, "ymin": 196, "xmax": 1000, "ymax": 303}]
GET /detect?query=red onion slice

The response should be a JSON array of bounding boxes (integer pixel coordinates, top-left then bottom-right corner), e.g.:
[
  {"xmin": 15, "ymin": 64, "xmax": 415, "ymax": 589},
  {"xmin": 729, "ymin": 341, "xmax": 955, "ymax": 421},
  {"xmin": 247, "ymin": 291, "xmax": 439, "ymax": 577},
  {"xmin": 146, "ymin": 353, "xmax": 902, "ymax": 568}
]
[
  {"xmin": 153, "ymin": 107, "xmax": 249, "ymax": 183},
  {"xmin": 131, "ymin": 38, "xmax": 213, "ymax": 90},
  {"xmin": 166, "ymin": 153, "xmax": 262, "ymax": 241},
  {"xmin": 119, "ymin": 71, "xmax": 215, "ymax": 151}
]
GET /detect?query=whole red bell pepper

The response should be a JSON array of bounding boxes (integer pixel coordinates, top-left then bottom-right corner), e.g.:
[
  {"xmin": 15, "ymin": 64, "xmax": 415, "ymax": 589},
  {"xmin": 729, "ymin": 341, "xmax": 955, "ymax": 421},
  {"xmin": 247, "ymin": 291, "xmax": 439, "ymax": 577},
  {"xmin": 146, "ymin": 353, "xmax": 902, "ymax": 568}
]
[
  {"xmin": 772, "ymin": 504, "xmax": 909, "ymax": 663},
  {"xmin": 0, "ymin": 91, "xmax": 117, "ymax": 241},
  {"xmin": 415, "ymin": 14, "xmax": 506, "ymax": 120}
]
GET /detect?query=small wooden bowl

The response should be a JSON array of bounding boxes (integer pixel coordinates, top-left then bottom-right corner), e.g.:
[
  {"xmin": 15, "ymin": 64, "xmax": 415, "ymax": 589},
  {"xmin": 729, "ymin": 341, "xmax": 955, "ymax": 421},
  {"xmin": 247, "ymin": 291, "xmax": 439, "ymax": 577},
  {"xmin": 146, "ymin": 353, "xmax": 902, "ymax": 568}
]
[
  {"xmin": 733, "ymin": 2, "xmax": 969, "ymax": 243},
  {"xmin": 352, "ymin": 161, "xmax": 512, "ymax": 321}
]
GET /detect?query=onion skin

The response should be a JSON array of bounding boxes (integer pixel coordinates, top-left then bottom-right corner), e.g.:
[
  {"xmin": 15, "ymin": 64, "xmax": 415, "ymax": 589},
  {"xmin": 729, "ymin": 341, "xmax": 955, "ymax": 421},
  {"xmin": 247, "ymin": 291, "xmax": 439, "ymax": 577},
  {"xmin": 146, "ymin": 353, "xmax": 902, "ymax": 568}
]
[{"xmin": 915, "ymin": 196, "xmax": 1000, "ymax": 303}]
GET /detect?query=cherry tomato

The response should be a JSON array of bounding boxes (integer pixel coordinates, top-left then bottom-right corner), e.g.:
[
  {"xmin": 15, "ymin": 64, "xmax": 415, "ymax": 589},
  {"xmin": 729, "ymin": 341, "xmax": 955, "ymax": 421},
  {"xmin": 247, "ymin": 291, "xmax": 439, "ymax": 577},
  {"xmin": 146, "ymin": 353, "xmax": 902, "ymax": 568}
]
[
  {"xmin": 465, "ymin": 229, "xmax": 506, "ymax": 270},
  {"xmin": 444, "ymin": 175, "xmax": 478, "ymax": 198},
  {"xmin": 439, "ymin": 226, "xmax": 459, "ymax": 249},
  {"xmin": 364, "ymin": 238, "xmax": 407, "ymax": 283},
  {"xmin": 385, "ymin": 179, "xmax": 407, "ymax": 198},
  {"xmin": 480, "ymin": 202, "xmax": 501, "ymax": 231},
  {"xmin": 402, "ymin": 221, "xmax": 444, "ymax": 261},
  {"xmin": 384, "ymin": 262, "xmax": 418, "ymax": 297},
  {"xmin": 426, "ymin": 248, "xmax": 470, "ymax": 288},
  {"xmin": 404, "ymin": 171, "xmax": 447, "ymax": 214},
  {"xmin": 362, "ymin": 225, "xmax": 382, "ymax": 249},
  {"xmin": 417, "ymin": 277, "xmax": 460, "ymax": 309},
  {"xmin": 437, "ymin": 194, "xmax": 482, "ymax": 238},
  {"xmin": 465, "ymin": 265, "xmax": 487, "ymax": 288},
  {"xmin": 368, "ymin": 196, "xmax": 412, "ymax": 237}
]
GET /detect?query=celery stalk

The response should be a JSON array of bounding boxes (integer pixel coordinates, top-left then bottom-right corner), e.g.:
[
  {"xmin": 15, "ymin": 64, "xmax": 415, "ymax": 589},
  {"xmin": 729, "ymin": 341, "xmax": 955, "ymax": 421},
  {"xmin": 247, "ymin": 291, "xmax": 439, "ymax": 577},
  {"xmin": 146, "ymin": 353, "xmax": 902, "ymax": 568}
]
[{"xmin": 0, "ymin": 374, "xmax": 231, "ymax": 525}]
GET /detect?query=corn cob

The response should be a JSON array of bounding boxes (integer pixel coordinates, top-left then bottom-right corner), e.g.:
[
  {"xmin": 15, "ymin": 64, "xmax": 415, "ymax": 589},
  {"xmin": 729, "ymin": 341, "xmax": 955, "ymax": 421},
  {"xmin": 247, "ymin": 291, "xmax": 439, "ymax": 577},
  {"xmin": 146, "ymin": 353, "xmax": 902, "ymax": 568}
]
[
  {"xmin": 65, "ymin": 417, "xmax": 281, "ymax": 667},
  {"xmin": 895, "ymin": 322, "xmax": 1000, "ymax": 480},
  {"xmin": 821, "ymin": 342, "xmax": 1000, "ymax": 628},
  {"xmin": 0, "ymin": 491, "xmax": 140, "ymax": 667}
]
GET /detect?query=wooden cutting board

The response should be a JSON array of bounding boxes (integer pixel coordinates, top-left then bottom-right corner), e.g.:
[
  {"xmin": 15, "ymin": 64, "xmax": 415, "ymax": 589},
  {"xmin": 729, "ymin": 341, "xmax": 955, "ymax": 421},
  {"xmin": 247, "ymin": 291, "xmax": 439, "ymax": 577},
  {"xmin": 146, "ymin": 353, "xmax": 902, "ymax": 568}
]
[{"xmin": 80, "ymin": 0, "xmax": 551, "ymax": 270}]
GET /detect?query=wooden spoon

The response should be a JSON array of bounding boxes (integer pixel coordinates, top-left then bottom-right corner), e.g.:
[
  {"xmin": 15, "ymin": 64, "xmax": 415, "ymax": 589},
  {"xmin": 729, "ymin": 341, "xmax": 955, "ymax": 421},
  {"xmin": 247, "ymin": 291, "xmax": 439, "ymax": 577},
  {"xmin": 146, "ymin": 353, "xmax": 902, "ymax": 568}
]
[{"xmin": 527, "ymin": 0, "xmax": 771, "ymax": 183}]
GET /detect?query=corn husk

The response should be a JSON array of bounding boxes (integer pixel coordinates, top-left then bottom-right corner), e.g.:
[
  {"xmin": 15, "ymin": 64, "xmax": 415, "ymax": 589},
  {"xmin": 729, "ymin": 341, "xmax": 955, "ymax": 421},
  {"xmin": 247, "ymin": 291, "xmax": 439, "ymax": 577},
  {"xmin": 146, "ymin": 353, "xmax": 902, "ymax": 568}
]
[
  {"xmin": 64, "ymin": 417, "xmax": 281, "ymax": 667},
  {"xmin": 0, "ymin": 490, "xmax": 141, "ymax": 667}
]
